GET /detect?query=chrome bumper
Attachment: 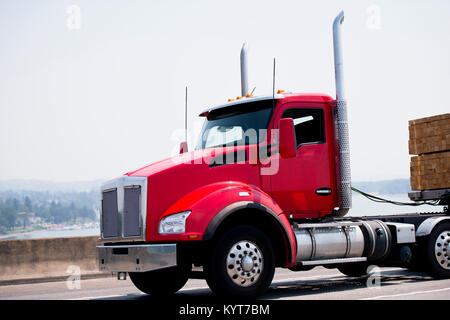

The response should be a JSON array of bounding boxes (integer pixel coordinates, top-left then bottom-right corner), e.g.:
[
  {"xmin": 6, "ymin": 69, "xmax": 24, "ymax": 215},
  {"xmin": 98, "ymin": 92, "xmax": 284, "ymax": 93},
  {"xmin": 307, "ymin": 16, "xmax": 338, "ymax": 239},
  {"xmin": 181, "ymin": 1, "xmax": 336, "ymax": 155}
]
[{"xmin": 96, "ymin": 244, "xmax": 177, "ymax": 272}]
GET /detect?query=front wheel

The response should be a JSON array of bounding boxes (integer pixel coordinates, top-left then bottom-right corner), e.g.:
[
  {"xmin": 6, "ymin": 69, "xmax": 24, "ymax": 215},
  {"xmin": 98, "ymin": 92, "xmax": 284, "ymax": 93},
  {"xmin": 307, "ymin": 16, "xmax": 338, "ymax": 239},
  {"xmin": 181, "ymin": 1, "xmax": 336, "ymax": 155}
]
[
  {"xmin": 204, "ymin": 225, "xmax": 275, "ymax": 299},
  {"xmin": 129, "ymin": 266, "xmax": 189, "ymax": 296}
]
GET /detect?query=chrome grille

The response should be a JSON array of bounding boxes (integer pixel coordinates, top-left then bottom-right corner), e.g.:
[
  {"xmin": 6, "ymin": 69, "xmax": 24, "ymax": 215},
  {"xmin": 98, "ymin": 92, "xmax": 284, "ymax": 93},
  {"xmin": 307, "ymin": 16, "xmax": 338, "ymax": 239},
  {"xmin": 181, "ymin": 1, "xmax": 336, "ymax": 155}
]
[
  {"xmin": 100, "ymin": 176, "xmax": 147, "ymax": 241},
  {"xmin": 101, "ymin": 189, "xmax": 119, "ymax": 238},
  {"xmin": 123, "ymin": 186, "xmax": 141, "ymax": 237}
]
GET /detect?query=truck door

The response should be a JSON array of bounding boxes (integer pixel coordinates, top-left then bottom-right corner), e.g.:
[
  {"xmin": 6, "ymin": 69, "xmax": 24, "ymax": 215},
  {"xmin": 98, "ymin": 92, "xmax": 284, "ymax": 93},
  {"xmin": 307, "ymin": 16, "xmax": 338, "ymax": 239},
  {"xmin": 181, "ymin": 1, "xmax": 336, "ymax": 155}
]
[{"xmin": 263, "ymin": 102, "xmax": 337, "ymax": 217}]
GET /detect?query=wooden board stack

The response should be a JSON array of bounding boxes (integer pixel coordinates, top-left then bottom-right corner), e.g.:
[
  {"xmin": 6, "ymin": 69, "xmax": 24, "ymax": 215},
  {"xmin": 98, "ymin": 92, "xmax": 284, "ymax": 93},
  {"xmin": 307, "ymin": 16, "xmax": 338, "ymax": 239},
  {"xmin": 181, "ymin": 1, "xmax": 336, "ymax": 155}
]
[{"xmin": 409, "ymin": 113, "xmax": 450, "ymax": 191}]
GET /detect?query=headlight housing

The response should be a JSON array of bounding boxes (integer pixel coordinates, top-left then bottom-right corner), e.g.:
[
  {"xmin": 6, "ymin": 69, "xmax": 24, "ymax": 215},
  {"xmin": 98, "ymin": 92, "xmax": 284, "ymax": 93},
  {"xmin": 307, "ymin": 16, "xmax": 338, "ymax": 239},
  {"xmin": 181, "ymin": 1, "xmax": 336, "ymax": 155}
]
[{"xmin": 158, "ymin": 211, "xmax": 191, "ymax": 234}]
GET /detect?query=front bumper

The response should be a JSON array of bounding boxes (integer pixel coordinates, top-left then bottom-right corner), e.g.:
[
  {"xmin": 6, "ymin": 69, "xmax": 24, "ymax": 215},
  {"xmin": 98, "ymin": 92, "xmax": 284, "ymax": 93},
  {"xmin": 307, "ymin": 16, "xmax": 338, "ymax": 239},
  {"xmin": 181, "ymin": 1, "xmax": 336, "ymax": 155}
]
[{"xmin": 96, "ymin": 243, "xmax": 177, "ymax": 272}]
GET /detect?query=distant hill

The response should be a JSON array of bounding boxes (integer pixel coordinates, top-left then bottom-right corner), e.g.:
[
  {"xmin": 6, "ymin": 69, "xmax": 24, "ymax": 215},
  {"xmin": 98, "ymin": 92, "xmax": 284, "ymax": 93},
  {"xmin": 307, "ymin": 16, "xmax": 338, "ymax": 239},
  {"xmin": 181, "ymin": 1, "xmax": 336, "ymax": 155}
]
[
  {"xmin": 0, "ymin": 178, "xmax": 411, "ymax": 195},
  {"xmin": 352, "ymin": 179, "xmax": 411, "ymax": 195},
  {"xmin": 0, "ymin": 179, "xmax": 104, "ymax": 192}
]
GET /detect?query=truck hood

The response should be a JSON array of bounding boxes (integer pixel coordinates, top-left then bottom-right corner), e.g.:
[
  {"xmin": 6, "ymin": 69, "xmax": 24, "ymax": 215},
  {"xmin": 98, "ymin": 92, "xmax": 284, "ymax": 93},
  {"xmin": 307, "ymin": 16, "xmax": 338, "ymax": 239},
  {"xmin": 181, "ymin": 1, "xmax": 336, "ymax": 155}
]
[
  {"xmin": 125, "ymin": 145, "xmax": 247, "ymax": 178},
  {"xmin": 124, "ymin": 145, "xmax": 261, "ymax": 223}
]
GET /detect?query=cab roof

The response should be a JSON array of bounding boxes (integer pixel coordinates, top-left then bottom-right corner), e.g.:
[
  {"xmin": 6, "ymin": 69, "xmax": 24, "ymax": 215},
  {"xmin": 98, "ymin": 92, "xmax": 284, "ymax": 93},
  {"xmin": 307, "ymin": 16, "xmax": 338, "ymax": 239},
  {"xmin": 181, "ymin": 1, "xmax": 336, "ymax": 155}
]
[{"xmin": 199, "ymin": 92, "xmax": 335, "ymax": 117}]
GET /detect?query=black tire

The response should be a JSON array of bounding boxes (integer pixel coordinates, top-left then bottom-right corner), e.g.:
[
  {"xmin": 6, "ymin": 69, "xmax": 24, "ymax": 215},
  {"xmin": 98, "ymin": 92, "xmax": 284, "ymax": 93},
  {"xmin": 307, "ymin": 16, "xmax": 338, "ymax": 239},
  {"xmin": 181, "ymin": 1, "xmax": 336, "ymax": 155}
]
[
  {"xmin": 129, "ymin": 266, "xmax": 189, "ymax": 296},
  {"xmin": 423, "ymin": 222, "xmax": 450, "ymax": 279},
  {"xmin": 204, "ymin": 225, "xmax": 275, "ymax": 299},
  {"xmin": 337, "ymin": 263, "xmax": 369, "ymax": 277},
  {"xmin": 406, "ymin": 261, "xmax": 425, "ymax": 273},
  {"xmin": 406, "ymin": 244, "xmax": 426, "ymax": 272}
]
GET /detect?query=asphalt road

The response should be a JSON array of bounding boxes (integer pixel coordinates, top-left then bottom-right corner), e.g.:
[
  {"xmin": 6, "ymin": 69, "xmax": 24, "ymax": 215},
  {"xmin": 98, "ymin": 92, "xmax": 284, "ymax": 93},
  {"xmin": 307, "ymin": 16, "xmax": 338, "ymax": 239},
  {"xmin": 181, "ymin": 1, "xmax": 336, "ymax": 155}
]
[{"xmin": 1, "ymin": 266, "xmax": 450, "ymax": 301}]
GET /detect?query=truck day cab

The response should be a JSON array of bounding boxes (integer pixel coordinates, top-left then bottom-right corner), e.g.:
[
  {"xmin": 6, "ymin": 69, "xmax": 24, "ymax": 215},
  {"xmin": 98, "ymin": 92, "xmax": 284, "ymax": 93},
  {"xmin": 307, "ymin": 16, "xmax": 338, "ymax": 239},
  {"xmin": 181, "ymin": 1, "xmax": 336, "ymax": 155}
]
[{"xmin": 96, "ymin": 11, "xmax": 450, "ymax": 298}]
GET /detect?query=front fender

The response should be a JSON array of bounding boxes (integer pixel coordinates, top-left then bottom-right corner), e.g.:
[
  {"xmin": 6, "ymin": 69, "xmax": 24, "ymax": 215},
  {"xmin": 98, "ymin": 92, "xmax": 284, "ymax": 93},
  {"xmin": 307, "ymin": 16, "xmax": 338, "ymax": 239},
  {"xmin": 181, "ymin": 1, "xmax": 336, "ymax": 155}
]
[
  {"xmin": 202, "ymin": 200, "xmax": 297, "ymax": 266},
  {"xmin": 152, "ymin": 181, "xmax": 296, "ymax": 267},
  {"xmin": 416, "ymin": 216, "xmax": 450, "ymax": 237}
]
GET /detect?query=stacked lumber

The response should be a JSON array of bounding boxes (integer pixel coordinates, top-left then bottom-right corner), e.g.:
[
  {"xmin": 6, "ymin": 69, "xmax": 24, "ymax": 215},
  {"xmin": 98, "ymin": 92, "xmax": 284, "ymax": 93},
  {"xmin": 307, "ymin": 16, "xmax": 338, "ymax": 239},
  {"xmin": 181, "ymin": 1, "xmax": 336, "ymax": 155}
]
[
  {"xmin": 409, "ymin": 113, "xmax": 450, "ymax": 190},
  {"xmin": 410, "ymin": 152, "xmax": 450, "ymax": 190}
]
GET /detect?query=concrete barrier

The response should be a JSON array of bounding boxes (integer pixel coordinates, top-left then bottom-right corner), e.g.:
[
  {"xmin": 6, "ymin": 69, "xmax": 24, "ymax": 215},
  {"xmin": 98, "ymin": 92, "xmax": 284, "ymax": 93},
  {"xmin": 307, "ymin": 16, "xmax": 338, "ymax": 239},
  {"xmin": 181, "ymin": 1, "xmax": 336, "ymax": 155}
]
[{"xmin": 0, "ymin": 236, "xmax": 111, "ymax": 285}]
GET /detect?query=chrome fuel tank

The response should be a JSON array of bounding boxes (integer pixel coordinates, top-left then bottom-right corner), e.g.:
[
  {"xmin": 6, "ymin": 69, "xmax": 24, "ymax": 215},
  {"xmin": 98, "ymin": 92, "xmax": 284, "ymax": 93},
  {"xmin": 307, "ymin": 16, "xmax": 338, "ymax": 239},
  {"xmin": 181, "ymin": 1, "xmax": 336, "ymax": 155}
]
[{"xmin": 294, "ymin": 222, "xmax": 365, "ymax": 262}]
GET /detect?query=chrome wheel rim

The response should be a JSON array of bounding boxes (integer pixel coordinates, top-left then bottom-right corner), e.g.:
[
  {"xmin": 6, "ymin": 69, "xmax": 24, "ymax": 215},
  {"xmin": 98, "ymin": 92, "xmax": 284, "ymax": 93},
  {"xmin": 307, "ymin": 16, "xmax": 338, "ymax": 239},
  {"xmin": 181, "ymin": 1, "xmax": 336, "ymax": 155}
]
[
  {"xmin": 226, "ymin": 240, "xmax": 263, "ymax": 287},
  {"xmin": 434, "ymin": 230, "xmax": 450, "ymax": 270}
]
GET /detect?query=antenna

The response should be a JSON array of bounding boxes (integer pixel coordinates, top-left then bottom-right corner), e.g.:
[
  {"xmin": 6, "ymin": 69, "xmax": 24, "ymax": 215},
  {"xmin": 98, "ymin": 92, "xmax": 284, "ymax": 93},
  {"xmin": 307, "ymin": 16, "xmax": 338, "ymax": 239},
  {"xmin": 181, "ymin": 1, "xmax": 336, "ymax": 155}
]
[
  {"xmin": 185, "ymin": 86, "xmax": 188, "ymax": 142},
  {"xmin": 178, "ymin": 86, "xmax": 189, "ymax": 154},
  {"xmin": 272, "ymin": 58, "xmax": 276, "ymax": 130},
  {"xmin": 272, "ymin": 58, "xmax": 276, "ymax": 100}
]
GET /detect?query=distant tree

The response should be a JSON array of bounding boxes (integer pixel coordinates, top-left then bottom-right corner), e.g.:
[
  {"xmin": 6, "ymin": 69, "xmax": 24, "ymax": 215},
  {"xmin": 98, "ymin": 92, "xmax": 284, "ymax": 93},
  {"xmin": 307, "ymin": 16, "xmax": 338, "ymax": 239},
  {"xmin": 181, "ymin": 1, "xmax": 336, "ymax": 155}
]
[
  {"xmin": 13, "ymin": 198, "xmax": 19, "ymax": 210},
  {"xmin": 24, "ymin": 196, "xmax": 32, "ymax": 212},
  {"xmin": 0, "ymin": 206, "xmax": 17, "ymax": 230},
  {"xmin": 49, "ymin": 201, "xmax": 58, "ymax": 223},
  {"xmin": 0, "ymin": 189, "xmax": 100, "ymax": 229},
  {"xmin": 69, "ymin": 202, "xmax": 77, "ymax": 223}
]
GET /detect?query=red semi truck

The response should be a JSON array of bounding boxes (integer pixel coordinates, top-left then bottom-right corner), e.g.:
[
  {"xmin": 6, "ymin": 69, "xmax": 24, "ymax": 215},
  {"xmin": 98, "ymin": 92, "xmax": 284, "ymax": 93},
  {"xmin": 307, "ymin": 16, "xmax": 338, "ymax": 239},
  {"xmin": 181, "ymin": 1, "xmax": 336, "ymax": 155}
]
[{"xmin": 96, "ymin": 11, "xmax": 450, "ymax": 298}]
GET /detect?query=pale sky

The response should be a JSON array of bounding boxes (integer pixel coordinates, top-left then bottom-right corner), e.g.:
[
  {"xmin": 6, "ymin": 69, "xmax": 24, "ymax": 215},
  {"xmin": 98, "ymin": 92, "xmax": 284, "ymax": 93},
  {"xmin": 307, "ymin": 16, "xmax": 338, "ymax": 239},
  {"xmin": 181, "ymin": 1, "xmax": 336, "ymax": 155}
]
[{"xmin": 0, "ymin": 0, "xmax": 449, "ymax": 182}]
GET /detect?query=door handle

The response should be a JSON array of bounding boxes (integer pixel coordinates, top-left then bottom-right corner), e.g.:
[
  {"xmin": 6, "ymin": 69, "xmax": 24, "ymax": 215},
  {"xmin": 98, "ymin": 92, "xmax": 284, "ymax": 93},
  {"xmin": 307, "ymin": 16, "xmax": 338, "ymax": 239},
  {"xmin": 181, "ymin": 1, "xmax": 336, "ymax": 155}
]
[{"xmin": 315, "ymin": 188, "xmax": 332, "ymax": 196}]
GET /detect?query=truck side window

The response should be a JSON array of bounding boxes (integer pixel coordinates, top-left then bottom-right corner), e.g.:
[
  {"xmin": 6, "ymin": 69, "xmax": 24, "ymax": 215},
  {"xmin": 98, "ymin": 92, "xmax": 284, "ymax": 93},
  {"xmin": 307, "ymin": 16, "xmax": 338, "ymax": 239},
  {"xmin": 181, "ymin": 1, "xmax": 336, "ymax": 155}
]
[{"xmin": 281, "ymin": 108, "xmax": 325, "ymax": 146}]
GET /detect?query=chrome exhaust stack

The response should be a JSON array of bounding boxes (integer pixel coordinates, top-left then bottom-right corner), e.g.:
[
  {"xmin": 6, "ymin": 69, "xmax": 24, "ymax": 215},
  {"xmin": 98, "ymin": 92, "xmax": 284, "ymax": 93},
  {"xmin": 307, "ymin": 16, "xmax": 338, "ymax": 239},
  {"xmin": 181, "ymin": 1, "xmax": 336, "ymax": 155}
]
[
  {"xmin": 240, "ymin": 42, "xmax": 249, "ymax": 97},
  {"xmin": 333, "ymin": 11, "xmax": 352, "ymax": 216},
  {"xmin": 333, "ymin": 11, "xmax": 346, "ymax": 101}
]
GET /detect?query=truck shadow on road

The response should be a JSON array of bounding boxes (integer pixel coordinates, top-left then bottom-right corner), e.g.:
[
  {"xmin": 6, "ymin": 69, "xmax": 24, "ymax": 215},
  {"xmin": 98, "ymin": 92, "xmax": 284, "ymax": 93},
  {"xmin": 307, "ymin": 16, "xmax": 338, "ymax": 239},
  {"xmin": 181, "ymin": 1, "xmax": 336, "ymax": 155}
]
[
  {"xmin": 97, "ymin": 269, "xmax": 436, "ymax": 300},
  {"xmin": 263, "ymin": 270, "xmax": 434, "ymax": 300}
]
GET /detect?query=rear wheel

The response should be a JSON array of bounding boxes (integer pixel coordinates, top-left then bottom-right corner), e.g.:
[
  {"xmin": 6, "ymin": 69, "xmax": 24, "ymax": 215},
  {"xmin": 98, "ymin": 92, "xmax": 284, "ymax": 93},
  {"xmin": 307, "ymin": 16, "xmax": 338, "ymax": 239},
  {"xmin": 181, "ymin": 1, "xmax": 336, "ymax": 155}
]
[
  {"xmin": 204, "ymin": 225, "xmax": 275, "ymax": 299},
  {"xmin": 129, "ymin": 266, "xmax": 189, "ymax": 296},
  {"xmin": 423, "ymin": 222, "xmax": 450, "ymax": 279}
]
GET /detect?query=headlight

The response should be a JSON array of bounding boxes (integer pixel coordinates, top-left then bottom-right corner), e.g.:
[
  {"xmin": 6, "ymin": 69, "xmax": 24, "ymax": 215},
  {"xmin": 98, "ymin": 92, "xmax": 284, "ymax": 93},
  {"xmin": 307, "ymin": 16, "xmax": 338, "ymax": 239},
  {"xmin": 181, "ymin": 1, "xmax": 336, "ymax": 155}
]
[{"xmin": 158, "ymin": 211, "xmax": 191, "ymax": 234}]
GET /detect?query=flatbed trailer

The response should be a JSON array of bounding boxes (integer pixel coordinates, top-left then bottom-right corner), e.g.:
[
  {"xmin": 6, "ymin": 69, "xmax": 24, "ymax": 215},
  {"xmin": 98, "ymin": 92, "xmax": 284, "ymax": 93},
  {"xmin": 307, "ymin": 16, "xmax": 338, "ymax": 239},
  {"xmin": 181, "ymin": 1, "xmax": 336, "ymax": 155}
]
[{"xmin": 409, "ymin": 188, "xmax": 450, "ymax": 206}]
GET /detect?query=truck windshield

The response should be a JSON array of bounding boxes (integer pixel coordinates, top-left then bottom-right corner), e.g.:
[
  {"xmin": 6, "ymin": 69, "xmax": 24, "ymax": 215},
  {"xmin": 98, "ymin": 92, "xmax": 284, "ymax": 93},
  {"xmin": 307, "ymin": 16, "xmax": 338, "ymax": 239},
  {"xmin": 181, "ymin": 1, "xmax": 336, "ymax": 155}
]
[{"xmin": 196, "ymin": 100, "xmax": 274, "ymax": 150}]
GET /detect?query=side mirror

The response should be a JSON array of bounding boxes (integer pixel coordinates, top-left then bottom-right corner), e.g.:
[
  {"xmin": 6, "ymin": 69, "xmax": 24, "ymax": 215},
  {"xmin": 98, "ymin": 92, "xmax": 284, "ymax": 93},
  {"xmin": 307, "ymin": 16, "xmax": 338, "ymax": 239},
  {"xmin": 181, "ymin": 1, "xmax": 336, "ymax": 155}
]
[
  {"xmin": 279, "ymin": 118, "xmax": 296, "ymax": 158},
  {"xmin": 179, "ymin": 141, "xmax": 188, "ymax": 154}
]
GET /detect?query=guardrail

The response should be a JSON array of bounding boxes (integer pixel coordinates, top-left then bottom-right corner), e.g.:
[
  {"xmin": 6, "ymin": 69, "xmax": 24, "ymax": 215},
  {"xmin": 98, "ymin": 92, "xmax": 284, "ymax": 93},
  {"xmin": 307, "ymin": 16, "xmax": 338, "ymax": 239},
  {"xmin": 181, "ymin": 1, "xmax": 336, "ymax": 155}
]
[{"xmin": 0, "ymin": 236, "xmax": 110, "ymax": 285}]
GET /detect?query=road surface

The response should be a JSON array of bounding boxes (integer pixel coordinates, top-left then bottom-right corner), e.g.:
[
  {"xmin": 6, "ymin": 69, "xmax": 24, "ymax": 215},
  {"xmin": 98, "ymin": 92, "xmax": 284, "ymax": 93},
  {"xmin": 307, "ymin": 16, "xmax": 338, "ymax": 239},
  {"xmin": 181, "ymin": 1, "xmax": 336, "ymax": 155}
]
[{"xmin": 1, "ymin": 266, "xmax": 450, "ymax": 300}]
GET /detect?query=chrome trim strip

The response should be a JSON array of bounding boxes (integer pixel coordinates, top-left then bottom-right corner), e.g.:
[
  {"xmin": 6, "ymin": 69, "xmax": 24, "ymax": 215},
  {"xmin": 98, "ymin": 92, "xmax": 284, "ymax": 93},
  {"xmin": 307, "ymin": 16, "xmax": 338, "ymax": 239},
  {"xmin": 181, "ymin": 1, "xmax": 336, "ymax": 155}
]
[
  {"xmin": 343, "ymin": 226, "xmax": 351, "ymax": 257},
  {"xmin": 308, "ymin": 228, "xmax": 316, "ymax": 260},
  {"xmin": 300, "ymin": 257, "xmax": 367, "ymax": 266},
  {"xmin": 379, "ymin": 221, "xmax": 391, "ymax": 258},
  {"xmin": 293, "ymin": 221, "xmax": 363, "ymax": 229},
  {"xmin": 361, "ymin": 221, "xmax": 376, "ymax": 258}
]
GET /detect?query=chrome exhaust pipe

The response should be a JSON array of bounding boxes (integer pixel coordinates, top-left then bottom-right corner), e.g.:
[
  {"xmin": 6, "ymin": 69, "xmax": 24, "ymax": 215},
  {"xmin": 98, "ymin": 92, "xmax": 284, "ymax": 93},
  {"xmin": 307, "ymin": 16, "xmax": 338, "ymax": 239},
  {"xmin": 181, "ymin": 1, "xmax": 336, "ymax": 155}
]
[
  {"xmin": 240, "ymin": 42, "xmax": 249, "ymax": 97},
  {"xmin": 333, "ymin": 11, "xmax": 345, "ymax": 101},
  {"xmin": 333, "ymin": 10, "xmax": 352, "ymax": 216}
]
